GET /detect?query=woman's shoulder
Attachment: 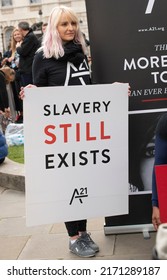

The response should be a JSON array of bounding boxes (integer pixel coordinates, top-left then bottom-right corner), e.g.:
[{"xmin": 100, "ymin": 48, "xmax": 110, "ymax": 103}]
[
  {"xmin": 34, "ymin": 49, "xmax": 59, "ymax": 65},
  {"xmin": 35, "ymin": 48, "xmax": 44, "ymax": 58},
  {"xmin": 33, "ymin": 49, "xmax": 46, "ymax": 66}
]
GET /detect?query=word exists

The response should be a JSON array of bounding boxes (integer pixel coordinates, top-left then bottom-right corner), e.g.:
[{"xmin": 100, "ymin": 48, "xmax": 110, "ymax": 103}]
[{"xmin": 45, "ymin": 149, "xmax": 110, "ymax": 169}]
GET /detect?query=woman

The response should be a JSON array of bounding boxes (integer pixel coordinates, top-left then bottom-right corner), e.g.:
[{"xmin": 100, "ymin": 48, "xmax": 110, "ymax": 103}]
[
  {"xmin": 10, "ymin": 28, "xmax": 23, "ymax": 121},
  {"xmin": 20, "ymin": 6, "xmax": 99, "ymax": 258},
  {"xmin": 152, "ymin": 113, "xmax": 167, "ymax": 230},
  {"xmin": 3, "ymin": 28, "xmax": 23, "ymax": 69},
  {"xmin": 2, "ymin": 29, "xmax": 23, "ymax": 121}
]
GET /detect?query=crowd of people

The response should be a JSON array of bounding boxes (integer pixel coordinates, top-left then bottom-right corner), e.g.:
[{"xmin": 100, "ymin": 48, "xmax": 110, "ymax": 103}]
[
  {"xmin": 0, "ymin": 5, "xmax": 167, "ymax": 259},
  {"xmin": 0, "ymin": 21, "xmax": 43, "ymax": 127}
]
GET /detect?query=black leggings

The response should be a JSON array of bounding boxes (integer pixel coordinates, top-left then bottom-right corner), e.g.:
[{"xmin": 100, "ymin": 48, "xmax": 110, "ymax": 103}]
[{"xmin": 65, "ymin": 219, "xmax": 87, "ymax": 237}]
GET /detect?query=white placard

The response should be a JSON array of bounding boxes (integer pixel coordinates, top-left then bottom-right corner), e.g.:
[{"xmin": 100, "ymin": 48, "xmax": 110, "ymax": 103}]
[{"xmin": 24, "ymin": 83, "xmax": 129, "ymax": 226}]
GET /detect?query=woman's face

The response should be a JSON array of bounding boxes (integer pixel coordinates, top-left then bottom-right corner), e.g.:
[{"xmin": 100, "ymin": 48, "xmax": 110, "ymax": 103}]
[
  {"xmin": 57, "ymin": 13, "xmax": 77, "ymax": 42},
  {"xmin": 13, "ymin": 31, "xmax": 22, "ymax": 42}
]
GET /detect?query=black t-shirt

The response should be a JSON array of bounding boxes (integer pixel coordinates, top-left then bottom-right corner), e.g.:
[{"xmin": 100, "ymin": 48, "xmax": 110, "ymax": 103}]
[{"xmin": 32, "ymin": 50, "xmax": 91, "ymax": 87}]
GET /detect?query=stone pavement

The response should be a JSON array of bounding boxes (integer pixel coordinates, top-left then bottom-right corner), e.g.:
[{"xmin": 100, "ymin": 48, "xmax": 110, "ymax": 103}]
[{"xmin": 0, "ymin": 159, "xmax": 156, "ymax": 260}]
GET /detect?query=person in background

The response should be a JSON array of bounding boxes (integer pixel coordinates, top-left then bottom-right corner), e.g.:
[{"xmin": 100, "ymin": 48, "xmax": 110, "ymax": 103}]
[
  {"xmin": 82, "ymin": 32, "xmax": 90, "ymax": 47},
  {"xmin": 2, "ymin": 45, "xmax": 11, "ymax": 62},
  {"xmin": 38, "ymin": 22, "xmax": 48, "ymax": 46},
  {"xmin": 152, "ymin": 113, "xmax": 167, "ymax": 230},
  {"xmin": 42, "ymin": 22, "xmax": 48, "ymax": 33},
  {"xmin": 0, "ymin": 130, "xmax": 8, "ymax": 164},
  {"xmin": 0, "ymin": 52, "xmax": 3, "ymax": 67},
  {"xmin": 2, "ymin": 29, "xmax": 23, "ymax": 122},
  {"xmin": 20, "ymin": 6, "xmax": 99, "ymax": 258},
  {"xmin": 0, "ymin": 66, "xmax": 15, "ymax": 133},
  {"xmin": 17, "ymin": 21, "xmax": 39, "ymax": 87}
]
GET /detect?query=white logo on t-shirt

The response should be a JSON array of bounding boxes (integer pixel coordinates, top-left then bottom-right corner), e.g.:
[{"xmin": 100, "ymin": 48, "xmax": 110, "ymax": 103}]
[{"xmin": 64, "ymin": 59, "xmax": 90, "ymax": 85}]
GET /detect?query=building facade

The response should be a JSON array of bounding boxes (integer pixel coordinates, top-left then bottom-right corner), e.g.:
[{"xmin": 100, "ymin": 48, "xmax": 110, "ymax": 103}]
[{"xmin": 0, "ymin": 0, "xmax": 88, "ymax": 54}]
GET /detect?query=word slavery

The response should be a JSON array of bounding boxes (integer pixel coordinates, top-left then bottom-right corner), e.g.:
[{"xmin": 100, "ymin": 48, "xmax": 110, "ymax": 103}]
[
  {"xmin": 44, "ymin": 121, "xmax": 111, "ymax": 169},
  {"xmin": 43, "ymin": 101, "xmax": 111, "ymax": 116}
]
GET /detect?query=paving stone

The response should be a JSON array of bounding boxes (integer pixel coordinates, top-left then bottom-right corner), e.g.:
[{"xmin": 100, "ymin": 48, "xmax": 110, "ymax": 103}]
[
  {"xmin": 0, "ymin": 201, "xmax": 25, "ymax": 219},
  {"xmin": 0, "ymin": 188, "xmax": 25, "ymax": 202},
  {"xmin": 0, "ymin": 158, "xmax": 25, "ymax": 191},
  {"xmin": 0, "ymin": 236, "xmax": 29, "ymax": 260},
  {"xmin": 0, "ymin": 217, "xmax": 52, "ymax": 236},
  {"xmin": 114, "ymin": 232, "xmax": 156, "ymax": 256},
  {"xmin": 18, "ymin": 233, "xmax": 69, "ymax": 260},
  {"xmin": 50, "ymin": 223, "xmax": 67, "ymax": 234},
  {"xmin": 0, "ymin": 186, "xmax": 6, "ymax": 194},
  {"xmin": 18, "ymin": 230, "xmax": 115, "ymax": 260}
]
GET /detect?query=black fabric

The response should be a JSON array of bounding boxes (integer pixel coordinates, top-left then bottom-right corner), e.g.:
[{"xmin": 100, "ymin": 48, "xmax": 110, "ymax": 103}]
[
  {"xmin": 0, "ymin": 158, "xmax": 5, "ymax": 164},
  {"xmin": 16, "ymin": 29, "xmax": 40, "ymax": 74},
  {"xmin": 58, "ymin": 41, "xmax": 85, "ymax": 66},
  {"xmin": 65, "ymin": 220, "xmax": 87, "ymax": 237},
  {"xmin": 33, "ymin": 44, "xmax": 91, "ymax": 87},
  {"xmin": 0, "ymin": 70, "xmax": 9, "ymax": 111}
]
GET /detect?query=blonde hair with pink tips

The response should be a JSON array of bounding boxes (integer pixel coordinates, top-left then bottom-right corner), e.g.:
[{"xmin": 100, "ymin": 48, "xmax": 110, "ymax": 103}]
[{"xmin": 41, "ymin": 6, "xmax": 87, "ymax": 59}]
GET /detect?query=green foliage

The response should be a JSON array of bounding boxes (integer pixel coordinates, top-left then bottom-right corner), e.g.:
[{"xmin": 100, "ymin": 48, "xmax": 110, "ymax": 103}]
[{"xmin": 7, "ymin": 145, "xmax": 24, "ymax": 164}]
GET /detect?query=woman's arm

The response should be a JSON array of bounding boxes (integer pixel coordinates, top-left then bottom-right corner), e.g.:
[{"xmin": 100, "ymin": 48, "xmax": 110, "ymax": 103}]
[{"xmin": 152, "ymin": 206, "xmax": 160, "ymax": 230}]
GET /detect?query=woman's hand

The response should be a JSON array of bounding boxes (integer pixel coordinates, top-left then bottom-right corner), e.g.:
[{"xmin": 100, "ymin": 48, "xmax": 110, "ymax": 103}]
[
  {"xmin": 152, "ymin": 206, "xmax": 161, "ymax": 230},
  {"xmin": 1, "ymin": 57, "xmax": 8, "ymax": 66},
  {"xmin": 19, "ymin": 84, "xmax": 36, "ymax": 100},
  {"xmin": 16, "ymin": 41, "xmax": 22, "ymax": 48},
  {"xmin": 8, "ymin": 56, "xmax": 14, "ymax": 63},
  {"xmin": 0, "ymin": 108, "xmax": 11, "ymax": 118}
]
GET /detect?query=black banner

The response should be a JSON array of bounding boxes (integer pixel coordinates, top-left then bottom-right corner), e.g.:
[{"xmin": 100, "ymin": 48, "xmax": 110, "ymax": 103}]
[
  {"xmin": 86, "ymin": 0, "xmax": 167, "ymax": 111},
  {"xmin": 86, "ymin": 0, "xmax": 167, "ymax": 231}
]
